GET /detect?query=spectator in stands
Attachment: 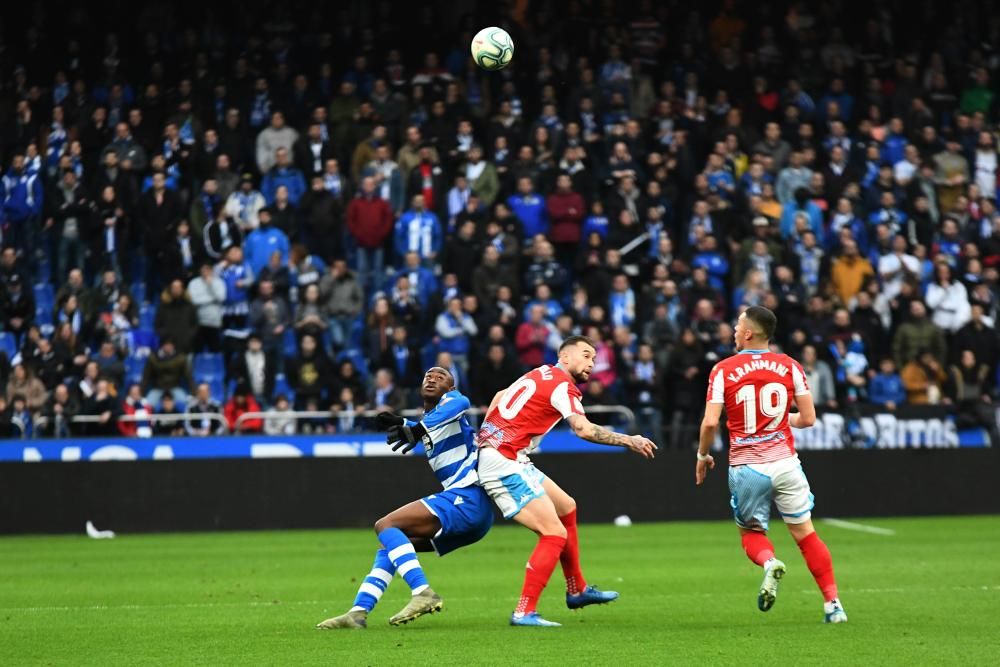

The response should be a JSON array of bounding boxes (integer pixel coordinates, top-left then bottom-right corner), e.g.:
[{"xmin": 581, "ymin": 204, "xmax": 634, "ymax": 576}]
[
  {"xmin": 154, "ymin": 393, "xmax": 185, "ymax": 436},
  {"xmin": 80, "ymin": 378, "xmax": 118, "ymax": 436},
  {"xmin": 925, "ymin": 260, "xmax": 971, "ymax": 333},
  {"xmin": 515, "ymin": 304, "xmax": 550, "ymax": 368},
  {"xmin": 8, "ymin": 394, "xmax": 33, "ymax": 439},
  {"xmin": 5, "ymin": 364, "xmax": 46, "ymax": 417},
  {"xmin": 664, "ymin": 328, "xmax": 706, "ymax": 449},
  {"xmin": 248, "ymin": 279, "xmax": 290, "ymax": 362},
  {"xmin": 626, "ymin": 343, "xmax": 664, "ymax": 446},
  {"xmin": 395, "ymin": 194, "xmax": 442, "ymax": 265},
  {"xmin": 378, "ymin": 325, "xmax": 422, "ymax": 396},
  {"xmin": 41, "ymin": 383, "xmax": 78, "ymax": 438},
  {"xmin": 46, "ymin": 169, "xmax": 91, "ymax": 282},
  {"xmin": 370, "ymin": 368, "xmax": 405, "ymax": 414},
  {"xmin": 470, "ymin": 341, "xmax": 523, "ymax": 409},
  {"xmin": 224, "ymin": 174, "xmax": 266, "ymax": 234},
  {"xmin": 546, "ymin": 173, "xmax": 585, "ymax": 265},
  {"xmin": 893, "ymin": 299, "xmax": 947, "ymax": 368},
  {"xmin": 346, "ymin": 176, "xmax": 393, "ymax": 291},
  {"xmin": 185, "ymin": 382, "xmax": 224, "ymax": 436},
  {"xmin": 229, "ymin": 333, "xmax": 276, "ymax": 405},
  {"xmin": 902, "ymin": 349, "xmax": 947, "ymax": 405},
  {"xmin": 261, "ymin": 147, "xmax": 306, "ymax": 206},
  {"xmin": 2, "ymin": 153, "xmax": 44, "ymax": 256},
  {"xmin": 244, "ymin": 210, "xmax": 290, "ymax": 278},
  {"xmin": 264, "ymin": 394, "xmax": 297, "ymax": 435},
  {"xmin": 138, "ymin": 170, "xmax": 183, "ymax": 292},
  {"xmin": 435, "ymin": 296, "xmax": 478, "ymax": 374},
  {"xmin": 256, "ymin": 111, "xmax": 299, "ymax": 174},
  {"xmin": 294, "ymin": 283, "xmax": 328, "ymax": 342},
  {"xmin": 188, "ymin": 262, "xmax": 226, "ymax": 353},
  {"xmin": 299, "ymin": 175, "xmax": 343, "ymax": 262},
  {"xmin": 118, "ymin": 382, "xmax": 154, "ymax": 437},
  {"xmin": 830, "ymin": 238, "xmax": 875, "ymax": 305},
  {"xmin": 226, "ymin": 383, "xmax": 262, "ymax": 433},
  {"xmin": 287, "ymin": 334, "xmax": 332, "ymax": 410},
  {"xmin": 363, "ymin": 143, "xmax": 405, "ymax": 217},
  {"xmin": 154, "ymin": 279, "xmax": 198, "ymax": 355},
  {"xmin": 869, "ymin": 357, "xmax": 907, "ymax": 410},
  {"xmin": 142, "ymin": 338, "xmax": 192, "ymax": 407},
  {"xmin": 801, "ymin": 345, "xmax": 837, "ymax": 410},
  {"xmin": 319, "ymin": 259, "xmax": 362, "ymax": 352},
  {"xmin": 508, "ymin": 176, "xmax": 548, "ymax": 239},
  {"xmin": 946, "ymin": 349, "xmax": 998, "ymax": 439},
  {"xmin": 0, "ymin": 273, "xmax": 34, "ymax": 346},
  {"xmin": 953, "ymin": 302, "xmax": 997, "ymax": 368}
]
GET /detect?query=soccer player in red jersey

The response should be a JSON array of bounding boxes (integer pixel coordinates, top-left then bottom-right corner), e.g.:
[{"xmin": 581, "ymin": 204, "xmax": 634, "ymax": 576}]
[
  {"xmin": 477, "ymin": 335, "xmax": 657, "ymax": 627},
  {"xmin": 695, "ymin": 306, "xmax": 847, "ymax": 623}
]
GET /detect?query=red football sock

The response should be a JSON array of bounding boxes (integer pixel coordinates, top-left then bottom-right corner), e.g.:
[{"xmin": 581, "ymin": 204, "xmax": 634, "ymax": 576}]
[
  {"xmin": 559, "ymin": 510, "xmax": 587, "ymax": 595},
  {"xmin": 797, "ymin": 531, "xmax": 839, "ymax": 602},
  {"xmin": 515, "ymin": 535, "xmax": 567, "ymax": 615},
  {"xmin": 741, "ymin": 531, "xmax": 776, "ymax": 566}
]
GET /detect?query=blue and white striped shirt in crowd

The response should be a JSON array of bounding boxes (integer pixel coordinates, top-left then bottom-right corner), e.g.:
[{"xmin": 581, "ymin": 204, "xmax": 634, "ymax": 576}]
[{"xmin": 403, "ymin": 390, "xmax": 478, "ymax": 491}]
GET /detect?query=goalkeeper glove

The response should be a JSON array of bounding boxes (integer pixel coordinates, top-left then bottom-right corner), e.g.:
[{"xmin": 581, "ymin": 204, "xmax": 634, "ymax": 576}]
[
  {"xmin": 375, "ymin": 411, "xmax": 405, "ymax": 430},
  {"xmin": 387, "ymin": 422, "xmax": 427, "ymax": 454}
]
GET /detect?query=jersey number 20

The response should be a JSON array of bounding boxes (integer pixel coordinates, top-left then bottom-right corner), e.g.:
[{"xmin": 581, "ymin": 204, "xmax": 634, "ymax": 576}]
[
  {"xmin": 498, "ymin": 378, "xmax": 537, "ymax": 420},
  {"xmin": 735, "ymin": 382, "xmax": 787, "ymax": 434}
]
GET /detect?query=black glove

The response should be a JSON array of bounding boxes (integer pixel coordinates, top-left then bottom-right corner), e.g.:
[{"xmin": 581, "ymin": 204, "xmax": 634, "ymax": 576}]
[
  {"xmin": 387, "ymin": 422, "xmax": 427, "ymax": 454},
  {"xmin": 375, "ymin": 412, "xmax": 405, "ymax": 431}
]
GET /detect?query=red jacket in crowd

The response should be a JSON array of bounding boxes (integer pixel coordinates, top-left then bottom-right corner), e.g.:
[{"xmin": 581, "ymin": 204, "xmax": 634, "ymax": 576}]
[
  {"xmin": 225, "ymin": 395, "xmax": 263, "ymax": 433},
  {"xmin": 546, "ymin": 190, "xmax": 585, "ymax": 244},
  {"xmin": 347, "ymin": 194, "xmax": 393, "ymax": 248}
]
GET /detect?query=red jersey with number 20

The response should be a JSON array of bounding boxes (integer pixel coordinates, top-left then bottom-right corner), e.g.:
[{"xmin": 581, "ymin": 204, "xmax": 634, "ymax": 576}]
[
  {"xmin": 477, "ymin": 364, "xmax": 586, "ymax": 461},
  {"xmin": 706, "ymin": 350, "xmax": 811, "ymax": 465}
]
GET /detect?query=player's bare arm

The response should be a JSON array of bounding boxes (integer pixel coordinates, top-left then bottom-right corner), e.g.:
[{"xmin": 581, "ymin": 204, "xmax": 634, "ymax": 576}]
[
  {"xmin": 788, "ymin": 392, "xmax": 817, "ymax": 430},
  {"xmin": 695, "ymin": 402, "xmax": 722, "ymax": 485},
  {"xmin": 566, "ymin": 413, "xmax": 657, "ymax": 459}
]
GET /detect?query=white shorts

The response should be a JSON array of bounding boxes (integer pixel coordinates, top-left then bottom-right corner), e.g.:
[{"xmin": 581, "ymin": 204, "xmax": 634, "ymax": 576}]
[
  {"xmin": 476, "ymin": 447, "xmax": 547, "ymax": 519},
  {"xmin": 728, "ymin": 455, "xmax": 814, "ymax": 532}
]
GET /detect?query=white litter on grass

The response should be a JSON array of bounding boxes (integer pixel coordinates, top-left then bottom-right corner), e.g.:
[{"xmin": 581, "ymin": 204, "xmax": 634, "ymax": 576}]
[
  {"xmin": 821, "ymin": 518, "xmax": 896, "ymax": 536},
  {"xmin": 86, "ymin": 521, "xmax": 116, "ymax": 539},
  {"xmin": 613, "ymin": 515, "xmax": 632, "ymax": 527}
]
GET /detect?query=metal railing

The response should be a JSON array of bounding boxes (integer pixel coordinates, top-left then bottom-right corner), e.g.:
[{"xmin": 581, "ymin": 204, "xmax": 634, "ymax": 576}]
[
  {"xmin": 30, "ymin": 412, "xmax": 230, "ymax": 435},
  {"xmin": 232, "ymin": 405, "xmax": 637, "ymax": 434},
  {"xmin": 12, "ymin": 406, "xmax": 637, "ymax": 439}
]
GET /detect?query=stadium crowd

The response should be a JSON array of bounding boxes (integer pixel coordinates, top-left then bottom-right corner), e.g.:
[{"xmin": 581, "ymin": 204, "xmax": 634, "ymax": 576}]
[{"xmin": 2, "ymin": 0, "xmax": 1000, "ymax": 445}]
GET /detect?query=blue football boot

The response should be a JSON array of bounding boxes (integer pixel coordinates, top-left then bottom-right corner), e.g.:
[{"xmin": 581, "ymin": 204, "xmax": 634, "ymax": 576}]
[
  {"xmin": 510, "ymin": 611, "xmax": 562, "ymax": 627},
  {"xmin": 566, "ymin": 585, "xmax": 619, "ymax": 610}
]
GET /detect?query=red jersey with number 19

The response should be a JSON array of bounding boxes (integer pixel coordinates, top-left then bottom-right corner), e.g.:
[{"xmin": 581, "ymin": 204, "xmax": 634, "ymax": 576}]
[
  {"xmin": 706, "ymin": 350, "xmax": 811, "ymax": 465},
  {"xmin": 477, "ymin": 364, "xmax": 586, "ymax": 461}
]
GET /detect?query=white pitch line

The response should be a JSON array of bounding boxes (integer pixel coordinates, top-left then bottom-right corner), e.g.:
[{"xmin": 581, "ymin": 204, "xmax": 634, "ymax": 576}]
[{"xmin": 821, "ymin": 518, "xmax": 896, "ymax": 536}]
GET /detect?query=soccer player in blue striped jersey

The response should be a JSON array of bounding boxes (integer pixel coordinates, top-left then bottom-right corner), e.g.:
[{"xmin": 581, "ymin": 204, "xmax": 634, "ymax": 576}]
[{"xmin": 317, "ymin": 367, "xmax": 493, "ymax": 629}]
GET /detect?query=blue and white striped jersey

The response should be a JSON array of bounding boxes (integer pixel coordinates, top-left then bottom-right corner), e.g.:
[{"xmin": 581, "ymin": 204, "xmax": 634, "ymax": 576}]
[{"xmin": 405, "ymin": 390, "xmax": 479, "ymax": 490}]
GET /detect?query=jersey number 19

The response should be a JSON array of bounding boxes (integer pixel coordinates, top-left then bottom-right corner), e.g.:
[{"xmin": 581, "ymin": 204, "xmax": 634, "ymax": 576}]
[{"xmin": 735, "ymin": 382, "xmax": 787, "ymax": 434}]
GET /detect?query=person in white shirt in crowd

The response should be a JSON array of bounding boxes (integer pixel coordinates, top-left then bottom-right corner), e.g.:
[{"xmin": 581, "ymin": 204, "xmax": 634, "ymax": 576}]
[
  {"xmin": 878, "ymin": 235, "xmax": 920, "ymax": 301},
  {"xmin": 187, "ymin": 262, "xmax": 227, "ymax": 353},
  {"xmin": 925, "ymin": 260, "xmax": 972, "ymax": 333}
]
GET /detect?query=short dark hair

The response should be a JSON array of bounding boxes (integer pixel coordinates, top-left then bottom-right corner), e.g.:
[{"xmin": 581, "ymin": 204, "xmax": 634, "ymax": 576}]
[
  {"xmin": 559, "ymin": 335, "xmax": 596, "ymax": 353},
  {"xmin": 743, "ymin": 306, "xmax": 777, "ymax": 341}
]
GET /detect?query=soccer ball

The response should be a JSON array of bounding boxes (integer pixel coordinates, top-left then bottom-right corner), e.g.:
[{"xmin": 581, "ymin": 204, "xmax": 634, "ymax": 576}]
[{"xmin": 471, "ymin": 27, "xmax": 514, "ymax": 71}]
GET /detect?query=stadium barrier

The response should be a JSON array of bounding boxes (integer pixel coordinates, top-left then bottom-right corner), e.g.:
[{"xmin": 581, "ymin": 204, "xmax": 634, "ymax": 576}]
[
  {"xmin": 1, "ymin": 447, "xmax": 997, "ymax": 534},
  {"xmin": 20, "ymin": 406, "xmax": 637, "ymax": 438}
]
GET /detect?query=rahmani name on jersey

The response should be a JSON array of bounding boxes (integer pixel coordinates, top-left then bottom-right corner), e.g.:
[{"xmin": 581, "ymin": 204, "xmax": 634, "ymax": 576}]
[{"xmin": 404, "ymin": 390, "xmax": 479, "ymax": 490}]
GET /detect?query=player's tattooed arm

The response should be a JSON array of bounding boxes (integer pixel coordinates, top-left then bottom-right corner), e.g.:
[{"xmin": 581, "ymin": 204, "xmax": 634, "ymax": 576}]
[{"xmin": 569, "ymin": 415, "xmax": 657, "ymax": 458}]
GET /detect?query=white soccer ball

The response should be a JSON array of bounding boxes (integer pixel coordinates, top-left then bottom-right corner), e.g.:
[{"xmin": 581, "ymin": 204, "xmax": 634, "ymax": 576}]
[{"xmin": 471, "ymin": 27, "xmax": 514, "ymax": 71}]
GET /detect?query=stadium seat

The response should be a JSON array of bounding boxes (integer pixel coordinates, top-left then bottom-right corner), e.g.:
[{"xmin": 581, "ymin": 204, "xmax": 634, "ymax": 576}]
[
  {"xmin": 0, "ymin": 332, "xmax": 17, "ymax": 359},
  {"xmin": 348, "ymin": 317, "xmax": 364, "ymax": 348},
  {"xmin": 125, "ymin": 356, "xmax": 146, "ymax": 386},
  {"xmin": 207, "ymin": 377, "xmax": 226, "ymax": 404},
  {"xmin": 130, "ymin": 281, "xmax": 147, "ymax": 305},
  {"xmin": 273, "ymin": 373, "xmax": 295, "ymax": 404},
  {"xmin": 139, "ymin": 304, "xmax": 157, "ymax": 331},
  {"xmin": 282, "ymin": 328, "xmax": 298, "ymax": 358},
  {"xmin": 337, "ymin": 348, "xmax": 370, "ymax": 380},
  {"xmin": 131, "ymin": 330, "xmax": 158, "ymax": 356},
  {"xmin": 193, "ymin": 353, "xmax": 225, "ymax": 379}
]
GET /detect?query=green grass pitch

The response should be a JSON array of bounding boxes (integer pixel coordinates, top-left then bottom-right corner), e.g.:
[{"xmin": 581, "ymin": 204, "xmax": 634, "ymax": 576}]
[{"xmin": 1, "ymin": 516, "xmax": 998, "ymax": 665}]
